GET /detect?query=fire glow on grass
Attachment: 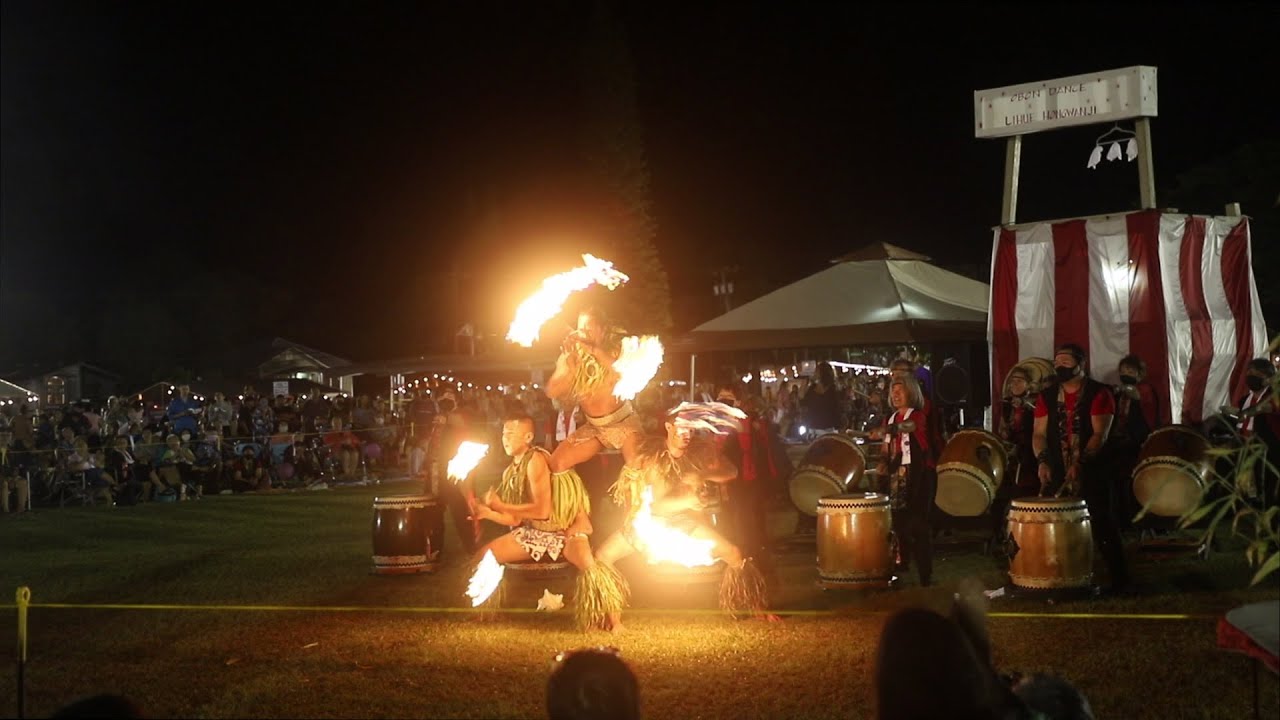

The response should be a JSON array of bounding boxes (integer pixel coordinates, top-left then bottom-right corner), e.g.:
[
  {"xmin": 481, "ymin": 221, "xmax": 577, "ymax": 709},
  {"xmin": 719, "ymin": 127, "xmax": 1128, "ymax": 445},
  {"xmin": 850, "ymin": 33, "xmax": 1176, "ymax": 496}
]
[
  {"xmin": 632, "ymin": 487, "xmax": 716, "ymax": 567},
  {"xmin": 447, "ymin": 442, "xmax": 489, "ymax": 482},
  {"xmin": 506, "ymin": 254, "xmax": 629, "ymax": 347},
  {"xmin": 465, "ymin": 550, "xmax": 505, "ymax": 607}
]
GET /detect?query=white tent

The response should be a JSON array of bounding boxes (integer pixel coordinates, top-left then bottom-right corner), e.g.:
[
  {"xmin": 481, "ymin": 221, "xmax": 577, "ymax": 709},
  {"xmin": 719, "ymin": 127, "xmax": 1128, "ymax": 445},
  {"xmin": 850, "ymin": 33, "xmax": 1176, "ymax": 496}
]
[{"xmin": 680, "ymin": 243, "xmax": 990, "ymax": 352}]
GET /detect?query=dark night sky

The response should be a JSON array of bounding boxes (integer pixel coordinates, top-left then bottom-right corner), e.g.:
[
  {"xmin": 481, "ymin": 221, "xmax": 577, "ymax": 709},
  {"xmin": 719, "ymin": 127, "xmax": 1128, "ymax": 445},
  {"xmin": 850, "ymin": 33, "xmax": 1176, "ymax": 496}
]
[{"xmin": 2, "ymin": 1, "xmax": 1277, "ymax": 376}]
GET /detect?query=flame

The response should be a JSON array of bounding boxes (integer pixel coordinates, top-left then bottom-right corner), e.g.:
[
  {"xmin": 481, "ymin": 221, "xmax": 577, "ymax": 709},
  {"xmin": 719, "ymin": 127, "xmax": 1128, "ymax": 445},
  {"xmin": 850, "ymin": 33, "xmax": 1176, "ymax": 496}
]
[
  {"xmin": 465, "ymin": 549, "xmax": 505, "ymax": 607},
  {"xmin": 506, "ymin": 254, "xmax": 630, "ymax": 347},
  {"xmin": 632, "ymin": 487, "xmax": 716, "ymax": 567},
  {"xmin": 447, "ymin": 442, "xmax": 490, "ymax": 482},
  {"xmin": 612, "ymin": 335, "xmax": 665, "ymax": 400}
]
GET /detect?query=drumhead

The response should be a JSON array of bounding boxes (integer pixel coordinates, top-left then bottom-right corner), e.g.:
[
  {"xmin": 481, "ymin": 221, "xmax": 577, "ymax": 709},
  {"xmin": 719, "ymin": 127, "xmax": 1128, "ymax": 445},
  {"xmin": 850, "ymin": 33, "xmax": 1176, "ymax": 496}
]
[
  {"xmin": 1009, "ymin": 496, "xmax": 1088, "ymax": 513},
  {"xmin": 789, "ymin": 467, "xmax": 846, "ymax": 517},
  {"xmin": 817, "ymin": 492, "xmax": 890, "ymax": 511},
  {"xmin": 373, "ymin": 494, "xmax": 437, "ymax": 509}
]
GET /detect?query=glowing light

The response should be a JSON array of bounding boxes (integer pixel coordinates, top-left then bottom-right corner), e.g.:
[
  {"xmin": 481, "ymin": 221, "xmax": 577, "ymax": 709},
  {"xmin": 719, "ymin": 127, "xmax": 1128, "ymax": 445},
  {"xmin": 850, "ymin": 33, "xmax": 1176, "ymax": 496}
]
[
  {"xmin": 742, "ymin": 373, "xmax": 753, "ymax": 383},
  {"xmin": 799, "ymin": 425, "xmax": 807, "ymax": 436},
  {"xmin": 447, "ymin": 442, "xmax": 490, "ymax": 482},
  {"xmin": 613, "ymin": 335, "xmax": 665, "ymax": 400},
  {"xmin": 465, "ymin": 550, "xmax": 505, "ymax": 607},
  {"xmin": 485, "ymin": 385, "xmax": 492, "ymax": 391},
  {"xmin": 506, "ymin": 254, "xmax": 629, "ymax": 347},
  {"xmin": 632, "ymin": 487, "xmax": 716, "ymax": 567}
]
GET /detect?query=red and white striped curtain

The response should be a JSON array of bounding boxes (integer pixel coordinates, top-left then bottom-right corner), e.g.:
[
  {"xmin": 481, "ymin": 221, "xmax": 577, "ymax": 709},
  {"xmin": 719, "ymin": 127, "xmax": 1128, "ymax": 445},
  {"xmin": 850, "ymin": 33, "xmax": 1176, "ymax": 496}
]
[{"xmin": 988, "ymin": 210, "xmax": 1268, "ymax": 426}]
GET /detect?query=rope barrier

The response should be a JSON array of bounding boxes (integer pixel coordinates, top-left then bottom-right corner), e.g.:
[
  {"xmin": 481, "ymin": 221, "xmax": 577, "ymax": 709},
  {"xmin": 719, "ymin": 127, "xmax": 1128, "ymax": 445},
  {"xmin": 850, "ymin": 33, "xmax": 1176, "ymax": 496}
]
[{"xmin": 0, "ymin": 599, "xmax": 1214, "ymax": 620}]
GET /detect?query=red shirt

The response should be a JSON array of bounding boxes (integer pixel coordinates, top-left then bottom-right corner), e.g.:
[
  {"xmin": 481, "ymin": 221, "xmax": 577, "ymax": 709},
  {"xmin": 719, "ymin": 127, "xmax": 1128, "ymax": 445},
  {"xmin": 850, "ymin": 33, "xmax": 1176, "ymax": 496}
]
[
  {"xmin": 323, "ymin": 431, "xmax": 360, "ymax": 450},
  {"xmin": 1033, "ymin": 386, "xmax": 1115, "ymax": 437}
]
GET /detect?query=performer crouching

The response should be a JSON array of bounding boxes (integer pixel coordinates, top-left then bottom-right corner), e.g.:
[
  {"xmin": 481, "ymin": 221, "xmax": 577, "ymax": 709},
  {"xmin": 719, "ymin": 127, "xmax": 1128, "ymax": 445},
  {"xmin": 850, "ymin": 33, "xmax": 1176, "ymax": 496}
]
[
  {"xmin": 469, "ymin": 414, "xmax": 623, "ymax": 631},
  {"xmin": 592, "ymin": 403, "xmax": 774, "ymax": 632},
  {"xmin": 876, "ymin": 375, "xmax": 938, "ymax": 587}
]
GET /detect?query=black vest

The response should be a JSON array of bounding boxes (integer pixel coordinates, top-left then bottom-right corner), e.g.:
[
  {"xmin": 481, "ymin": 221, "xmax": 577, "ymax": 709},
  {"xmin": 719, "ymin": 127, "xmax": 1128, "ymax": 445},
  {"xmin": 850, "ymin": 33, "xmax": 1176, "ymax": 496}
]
[{"xmin": 1040, "ymin": 378, "xmax": 1107, "ymax": 483}]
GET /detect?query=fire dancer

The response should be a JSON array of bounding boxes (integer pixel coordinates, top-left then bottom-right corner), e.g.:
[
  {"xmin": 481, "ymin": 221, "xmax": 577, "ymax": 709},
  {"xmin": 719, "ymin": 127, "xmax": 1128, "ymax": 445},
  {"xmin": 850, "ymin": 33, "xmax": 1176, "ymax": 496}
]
[
  {"xmin": 544, "ymin": 309, "xmax": 645, "ymax": 473},
  {"xmin": 591, "ymin": 403, "xmax": 774, "ymax": 632},
  {"xmin": 469, "ymin": 414, "xmax": 616, "ymax": 630}
]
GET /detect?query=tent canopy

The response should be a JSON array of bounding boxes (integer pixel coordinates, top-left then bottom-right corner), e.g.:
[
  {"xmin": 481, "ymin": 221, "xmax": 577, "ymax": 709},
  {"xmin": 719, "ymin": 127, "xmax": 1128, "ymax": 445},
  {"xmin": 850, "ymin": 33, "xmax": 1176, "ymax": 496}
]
[{"xmin": 678, "ymin": 245, "xmax": 990, "ymax": 352}]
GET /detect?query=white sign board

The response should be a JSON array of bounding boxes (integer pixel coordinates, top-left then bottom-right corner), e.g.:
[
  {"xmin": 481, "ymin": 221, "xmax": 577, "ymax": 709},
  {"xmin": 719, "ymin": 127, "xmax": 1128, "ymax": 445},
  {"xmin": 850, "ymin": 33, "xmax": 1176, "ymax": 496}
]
[
  {"xmin": 974, "ymin": 66, "xmax": 1157, "ymax": 139},
  {"xmin": 272, "ymin": 381, "xmax": 289, "ymax": 398}
]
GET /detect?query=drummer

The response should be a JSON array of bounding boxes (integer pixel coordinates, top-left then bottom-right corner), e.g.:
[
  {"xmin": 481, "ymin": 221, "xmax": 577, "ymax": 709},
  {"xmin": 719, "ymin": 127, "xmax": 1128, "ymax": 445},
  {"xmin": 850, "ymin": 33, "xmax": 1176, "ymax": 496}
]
[
  {"xmin": 1032, "ymin": 343, "xmax": 1129, "ymax": 594},
  {"xmin": 992, "ymin": 367, "xmax": 1038, "ymax": 538},
  {"xmin": 1107, "ymin": 354, "xmax": 1157, "ymax": 527},
  {"xmin": 876, "ymin": 375, "xmax": 938, "ymax": 587}
]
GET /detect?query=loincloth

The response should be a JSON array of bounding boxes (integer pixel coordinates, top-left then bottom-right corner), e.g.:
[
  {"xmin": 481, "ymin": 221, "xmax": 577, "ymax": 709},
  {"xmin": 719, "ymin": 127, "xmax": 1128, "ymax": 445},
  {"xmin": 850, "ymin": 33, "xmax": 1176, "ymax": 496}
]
[
  {"xmin": 511, "ymin": 525, "xmax": 567, "ymax": 562},
  {"xmin": 567, "ymin": 401, "xmax": 642, "ymax": 450}
]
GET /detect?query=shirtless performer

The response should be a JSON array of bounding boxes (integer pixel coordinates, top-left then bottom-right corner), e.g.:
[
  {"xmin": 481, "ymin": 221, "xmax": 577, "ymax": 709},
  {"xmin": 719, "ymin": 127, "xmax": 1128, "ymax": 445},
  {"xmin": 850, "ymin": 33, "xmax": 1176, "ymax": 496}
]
[
  {"xmin": 544, "ymin": 309, "xmax": 645, "ymax": 473},
  {"xmin": 469, "ymin": 413, "xmax": 621, "ymax": 631},
  {"xmin": 590, "ymin": 403, "xmax": 775, "ymax": 632}
]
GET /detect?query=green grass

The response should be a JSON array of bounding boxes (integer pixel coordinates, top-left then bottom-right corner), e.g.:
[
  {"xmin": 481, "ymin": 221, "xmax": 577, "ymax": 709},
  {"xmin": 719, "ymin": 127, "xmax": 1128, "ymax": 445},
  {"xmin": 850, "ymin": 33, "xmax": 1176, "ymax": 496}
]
[{"xmin": 1, "ymin": 480, "xmax": 1277, "ymax": 719}]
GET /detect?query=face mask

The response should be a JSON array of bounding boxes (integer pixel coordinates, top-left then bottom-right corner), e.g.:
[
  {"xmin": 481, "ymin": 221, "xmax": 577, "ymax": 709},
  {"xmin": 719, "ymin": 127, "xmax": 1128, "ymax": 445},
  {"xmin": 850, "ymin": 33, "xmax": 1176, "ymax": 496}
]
[
  {"xmin": 1119, "ymin": 374, "xmax": 1138, "ymax": 386},
  {"xmin": 1054, "ymin": 366, "xmax": 1078, "ymax": 383},
  {"xmin": 1246, "ymin": 375, "xmax": 1267, "ymax": 392}
]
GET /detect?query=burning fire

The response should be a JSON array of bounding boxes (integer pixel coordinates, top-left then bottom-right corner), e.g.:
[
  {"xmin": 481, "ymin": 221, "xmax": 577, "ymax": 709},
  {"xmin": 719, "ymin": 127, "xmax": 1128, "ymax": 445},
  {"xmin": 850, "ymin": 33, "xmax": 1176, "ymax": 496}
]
[
  {"xmin": 612, "ymin": 335, "xmax": 665, "ymax": 400},
  {"xmin": 632, "ymin": 487, "xmax": 716, "ymax": 567},
  {"xmin": 506, "ymin": 254, "xmax": 630, "ymax": 347},
  {"xmin": 447, "ymin": 442, "xmax": 490, "ymax": 482},
  {"xmin": 465, "ymin": 549, "xmax": 505, "ymax": 607}
]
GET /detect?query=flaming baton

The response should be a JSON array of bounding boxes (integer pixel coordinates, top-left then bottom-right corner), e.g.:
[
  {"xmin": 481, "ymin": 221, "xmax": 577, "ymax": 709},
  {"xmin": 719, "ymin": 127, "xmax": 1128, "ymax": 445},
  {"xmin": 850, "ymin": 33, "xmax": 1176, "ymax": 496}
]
[
  {"xmin": 465, "ymin": 549, "xmax": 505, "ymax": 607},
  {"xmin": 507, "ymin": 254, "xmax": 629, "ymax": 347},
  {"xmin": 447, "ymin": 441, "xmax": 489, "ymax": 544},
  {"xmin": 447, "ymin": 442, "xmax": 490, "ymax": 483},
  {"xmin": 612, "ymin": 335, "xmax": 665, "ymax": 400}
]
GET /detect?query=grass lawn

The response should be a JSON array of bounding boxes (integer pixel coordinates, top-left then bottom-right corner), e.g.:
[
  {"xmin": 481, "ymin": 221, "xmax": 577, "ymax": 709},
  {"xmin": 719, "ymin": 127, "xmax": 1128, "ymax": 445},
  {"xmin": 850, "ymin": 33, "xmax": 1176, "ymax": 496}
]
[{"xmin": 1, "ymin": 479, "xmax": 1277, "ymax": 719}]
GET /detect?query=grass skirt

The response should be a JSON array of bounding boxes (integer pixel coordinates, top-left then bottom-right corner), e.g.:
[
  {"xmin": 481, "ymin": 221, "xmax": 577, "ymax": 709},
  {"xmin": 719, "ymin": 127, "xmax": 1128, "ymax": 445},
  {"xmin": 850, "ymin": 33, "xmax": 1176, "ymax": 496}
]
[{"xmin": 575, "ymin": 562, "xmax": 630, "ymax": 631}]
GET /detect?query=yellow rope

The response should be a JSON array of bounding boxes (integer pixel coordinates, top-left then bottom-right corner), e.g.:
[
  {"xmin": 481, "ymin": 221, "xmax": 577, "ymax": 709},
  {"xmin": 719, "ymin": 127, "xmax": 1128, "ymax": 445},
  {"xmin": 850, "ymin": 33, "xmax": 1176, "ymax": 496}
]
[{"xmin": 0, "ymin": 598, "xmax": 1215, "ymax": 621}]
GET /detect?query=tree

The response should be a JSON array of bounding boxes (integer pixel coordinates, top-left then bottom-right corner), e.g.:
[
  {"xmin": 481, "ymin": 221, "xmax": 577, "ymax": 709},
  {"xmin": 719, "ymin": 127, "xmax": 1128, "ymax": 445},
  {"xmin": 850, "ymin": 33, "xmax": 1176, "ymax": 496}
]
[{"xmin": 578, "ymin": 0, "xmax": 672, "ymax": 334}]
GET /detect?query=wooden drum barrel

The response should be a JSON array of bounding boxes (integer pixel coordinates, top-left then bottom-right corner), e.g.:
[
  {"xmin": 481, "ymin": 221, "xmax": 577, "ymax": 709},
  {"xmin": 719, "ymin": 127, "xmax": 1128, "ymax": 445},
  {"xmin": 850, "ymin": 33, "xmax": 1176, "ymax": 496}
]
[
  {"xmin": 371, "ymin": 494, "xmax": 444, "ymax": 574},
  {"xmin": 817, "ymin": 493, "xmax": 893, "ymax": 589},
  {"xmin": 790, "ymin": 434, "xmax": 866, "ymax": 517},
  {"xmin": 936, "ymin": 429, "xmax": 1008, "ymax": 517},
  {"xmin": 1132, "ymin": 426, "xmax": 1212, "ymax": 518},
  {"xmin": 1006, "ymin": 497, "xmax": 1093, "ymax": 590}
]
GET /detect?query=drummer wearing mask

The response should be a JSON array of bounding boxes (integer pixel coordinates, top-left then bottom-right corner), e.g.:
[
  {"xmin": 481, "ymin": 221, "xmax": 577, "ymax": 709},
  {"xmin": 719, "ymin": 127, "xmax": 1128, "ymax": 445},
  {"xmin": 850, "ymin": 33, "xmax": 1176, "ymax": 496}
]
[
  {"xmin": 992, "ymin": 368, "xmax": 1038, "ymax": 540},
  {"xmin": 1109, "ymin": 355, "xmax": 1157, "ymax": 526},
  {"xmin": 1032, "ymin": 343, "xmax": 1129, "ymax": 593},
  {"xmin": 876, "ymin": 375, "xmax": 937, "ymax": 587}
]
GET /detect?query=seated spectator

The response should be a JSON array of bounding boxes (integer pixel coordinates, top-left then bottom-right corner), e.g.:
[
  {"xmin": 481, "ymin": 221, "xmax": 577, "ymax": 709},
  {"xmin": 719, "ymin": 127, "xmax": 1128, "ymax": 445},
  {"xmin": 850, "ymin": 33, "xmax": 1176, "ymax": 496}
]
[
  {"xmin": 230, "ymin": 445, "xmax": 269, "ymax": 492},
  {"xmin": 103, "ymin": 435, "xmax": 146, "ymax": 505},
  {"xmin": 269, "ymin": 423, "xmax": 294, "ymax": 464},
  {"xmin": 1, "ymin": 429, "xmax": 32, "ymax": 514},
  {"xmin": 131, "ymin": 429, "xmax": 164, "ymax": 500},
  {"xmin": 546, "ymin": 647, "xmax": 639, "ymax": 720},
  {"xmin": 189, "ymin": 433, "xmax": 223, "ymax": 494},
  {"xmin": 323, "ymin": 416, "xmax": 361, "ymax": 480},
  {"xmin": 66, "ymin": 437, "xmax": 115, "ymax": 505},
  {"xmin": 166, "ymin": 385, "xmax": 202, "ymax": 438},
  {"xmin": 251, "ymin": 397, "xmax": 275, "ymax": 441},
  {"xmin": 275, "ymin": 394, "xmax": 301, "ymax": 433},
  {"xmin": 300, "ymin": 393, "xmax": 332, "ymax": 434},
  {"xmin": 156, "ymin": 434, "xmax": 196, "ymax": 500}
]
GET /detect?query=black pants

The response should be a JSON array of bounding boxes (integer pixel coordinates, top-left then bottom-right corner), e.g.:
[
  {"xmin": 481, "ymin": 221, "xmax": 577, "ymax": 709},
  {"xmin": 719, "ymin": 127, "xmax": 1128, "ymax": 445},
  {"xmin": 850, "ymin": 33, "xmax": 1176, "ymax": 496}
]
[
  {"xmin": 1083, "ymin": 461, "xmax": 1129, "ymax": 588},
  {"xmin": 726, "ymin": 480, "xmax": 771, "ymax": 566},
  {"xmin": 893, "ymin": 464, "xmax": 936, "ymax": 586},
  {"xmin": 438, "ymin": 476, "xmax": 479, "ymax": 556}
]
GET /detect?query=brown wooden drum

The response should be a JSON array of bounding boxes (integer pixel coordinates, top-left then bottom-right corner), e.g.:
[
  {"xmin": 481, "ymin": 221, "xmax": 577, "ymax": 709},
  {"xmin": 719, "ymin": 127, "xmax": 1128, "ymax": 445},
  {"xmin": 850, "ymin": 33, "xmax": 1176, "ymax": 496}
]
[
  {"xmin": 1132, "ymin": 426, "xmax": 1212, "ymax": 518},
  {"xmin": 372, "ymin": 494, "xmax": 444, "ymax": 574},
  {"xmin": 817, "ymin": 493, "xmax": 893, "ymax": 589},
  {"xmin": 789, "ymin": 434, "xmax": 866, "ymax": 517},
  {"xmin": 1006, "ymin": 497, "xmax": 1093, "ymax": 590},
  {"xmin": 936, "ymin": 429, "xmax": 1008, "ymax": 517}
]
